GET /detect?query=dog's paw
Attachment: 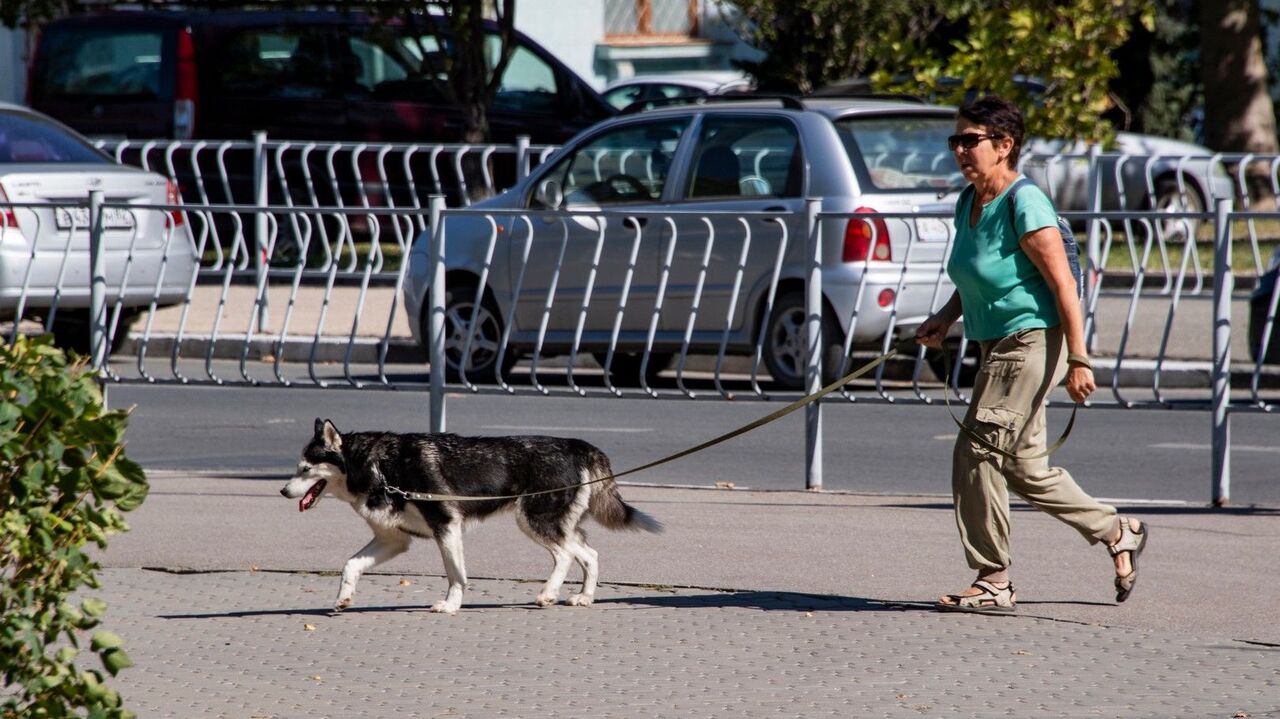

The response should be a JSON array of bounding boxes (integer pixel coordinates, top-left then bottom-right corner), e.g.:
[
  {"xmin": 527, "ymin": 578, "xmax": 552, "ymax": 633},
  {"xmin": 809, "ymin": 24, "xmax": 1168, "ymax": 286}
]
[
  {"xmin": 334, "ymin": 597, "xmax": 353, "ymax": 612},
  {"xmin": 429, "ymin": 600, "xmax": 460, "ymax": 614},
  {"xmin": 567, "ymin": 593, "xmax": 594, "ymax": 607},
  {"xmin": 534, "ymin": 593, "xmax": 559, "ymax": 607}
]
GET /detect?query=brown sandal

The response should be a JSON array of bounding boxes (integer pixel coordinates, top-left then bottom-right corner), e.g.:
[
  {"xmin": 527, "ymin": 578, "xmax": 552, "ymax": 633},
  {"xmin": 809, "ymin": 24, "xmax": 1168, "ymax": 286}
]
[
  {"xmin": 936, "ymin": 580, "xmax": 1017, "ymax": 614},
  {"xmin": 1107, "ymin": 518, "xmax": 1149, "ymax": 603}
]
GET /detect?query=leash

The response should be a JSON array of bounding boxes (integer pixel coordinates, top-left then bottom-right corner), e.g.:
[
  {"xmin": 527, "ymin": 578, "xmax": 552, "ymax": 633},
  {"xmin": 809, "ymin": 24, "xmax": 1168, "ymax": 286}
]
[
  {"xmin": 937, "ymin": 344, "xmax": 1079, "ymax": 461},
  {"xmin": 388, "ymin": 338, "xmax": 1076, "ymax": 503}
]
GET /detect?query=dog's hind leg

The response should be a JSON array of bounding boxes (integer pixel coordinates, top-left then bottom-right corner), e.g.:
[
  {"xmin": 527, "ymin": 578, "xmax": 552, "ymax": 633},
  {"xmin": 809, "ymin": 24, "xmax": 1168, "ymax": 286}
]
[
  {"xmin": 337, "ymin": 530, "xmax": 410, "ymax": 611},
  {"xmin": 430, "ymin": 521, "xmax": 467, "ymax": 614},
  {"xmin": 517, "ymin": 510, "xmax": 574, "ymax": 607},
  {"xmin": 566, "ymin": 531, "xmax": 599, "ymax": 607}
]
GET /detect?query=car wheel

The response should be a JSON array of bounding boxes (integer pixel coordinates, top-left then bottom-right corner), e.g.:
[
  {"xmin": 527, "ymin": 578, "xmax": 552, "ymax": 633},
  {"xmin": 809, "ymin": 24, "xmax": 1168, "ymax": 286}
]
[
  {"xmin": 424, "ymin": 282, "xmax": 514, "ymax": 383},
  {"xmin": 50, "ymin": 309, "xmax": 137, "ymax": 357},
  {"xmin": 762, "ymin": 289, "xmax": 844, "ymax": 391},
  {"xmin": 592, "ymin": 350, "xmax": 672, "ymax": 386},
  {"xmin": 1151, "ymin": 176, "xmax": 1205, "ymax": 242},
  {"xmin": 925, "ymin": 339, "xmax": 982, "ymax": 388}
]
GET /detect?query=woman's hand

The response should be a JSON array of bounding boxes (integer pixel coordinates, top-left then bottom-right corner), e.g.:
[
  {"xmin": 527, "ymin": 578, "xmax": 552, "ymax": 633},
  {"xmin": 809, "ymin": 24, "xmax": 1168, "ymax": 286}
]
[
  {"xmin": 915, "ymin": 314, "xmax": 952, "ymax": 349},
  {"xmin": 1066, "ymin": 365, "xmax": 1096, "ymax": 403}
]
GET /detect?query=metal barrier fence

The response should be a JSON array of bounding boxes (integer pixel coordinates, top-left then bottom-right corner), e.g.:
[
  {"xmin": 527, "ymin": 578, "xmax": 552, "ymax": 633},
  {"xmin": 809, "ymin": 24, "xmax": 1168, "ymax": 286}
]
[
  {"xmin": 3, "ymin": 196, "xmax": 1276, "ymax": 503},
  {"xmin": 93, "ymin": 134, "xmax": 561, "ymax": 212}
]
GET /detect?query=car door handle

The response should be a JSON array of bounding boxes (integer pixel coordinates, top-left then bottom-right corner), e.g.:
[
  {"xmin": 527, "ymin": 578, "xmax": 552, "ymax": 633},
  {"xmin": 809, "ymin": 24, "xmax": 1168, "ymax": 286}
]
[
  {"xmin": 623, "ymin": 216, "xmax": 648, "ymax": 230},
  {"xmin": 762, "ymin": 206, "xmax": 786, "ymax": 212}
]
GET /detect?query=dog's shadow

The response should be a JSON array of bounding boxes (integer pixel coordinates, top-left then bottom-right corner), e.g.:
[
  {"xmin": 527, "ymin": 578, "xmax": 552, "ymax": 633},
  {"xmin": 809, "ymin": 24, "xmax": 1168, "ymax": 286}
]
[{"xmin": 158, "ymin": 591, "xmax": 933, "ymax": 620}]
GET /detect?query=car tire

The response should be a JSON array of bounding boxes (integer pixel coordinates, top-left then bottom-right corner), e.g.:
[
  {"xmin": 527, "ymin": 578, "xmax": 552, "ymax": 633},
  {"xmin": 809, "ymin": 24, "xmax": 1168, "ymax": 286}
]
[
  {"xmin": 425, "ymin": 282, "xmax": 514, "ymax": 383},
  {"xmin": 50, "ymin": 309, "xmax": 137, "ymax": 357},
  {"xmin": 762, "ymin": 289, "xmax": 844, "ymax": 391},
  {"xmin": 1150, "ymin": 176, "xmax": 1205, "ymax": 241},
  {"xmin": 593, "ymin": 350, "xmax": 672, "ymax": 386},
  {"xmin": 925, "ymin": 339, "xmax": 982, "ymax": 388}
]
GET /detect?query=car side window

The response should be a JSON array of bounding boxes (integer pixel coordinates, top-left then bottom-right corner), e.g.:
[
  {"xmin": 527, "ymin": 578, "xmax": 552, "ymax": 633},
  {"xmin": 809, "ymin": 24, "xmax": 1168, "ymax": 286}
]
[
  {"xmin": 221, "ymin": 28, "xmax": 338, "ymax": 99},
  {"xmin": 685, "ymin": 117, "xmax": 803, "ymax": 200},
  {"xmin": 531, "ymin": 119, "xmax": 689, "ymax": 209},
  {"xmin": 486, "ymin": 37, "xmax": 559, "ymax": 114},
  {"xmin": 33, "ymin": 29, "xmax": 163, "ymax": 99}
]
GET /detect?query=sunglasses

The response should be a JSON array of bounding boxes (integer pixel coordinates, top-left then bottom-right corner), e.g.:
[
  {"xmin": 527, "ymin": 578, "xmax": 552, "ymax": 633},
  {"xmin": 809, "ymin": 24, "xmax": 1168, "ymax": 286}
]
[{"xmin": 947, "ymin": 133, "xmax": 1003, "ymax": 151}]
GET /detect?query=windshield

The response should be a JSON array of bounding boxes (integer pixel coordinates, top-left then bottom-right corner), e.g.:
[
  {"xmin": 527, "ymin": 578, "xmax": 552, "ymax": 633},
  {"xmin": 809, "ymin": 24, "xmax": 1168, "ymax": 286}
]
[
  {"xmin": 836, "ymin": 115, "xmax": 960, "ymax": 191},
  {"xmin": 0, "ymin": 111, "xmax": 110, "ymax": 164}
]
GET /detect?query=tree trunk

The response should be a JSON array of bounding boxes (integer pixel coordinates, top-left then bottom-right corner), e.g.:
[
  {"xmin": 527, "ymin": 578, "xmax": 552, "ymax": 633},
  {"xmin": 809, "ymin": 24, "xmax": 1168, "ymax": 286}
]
[{"xmin": 1200, "ymin": 0, "xmax": 1278, "ymax": 207}]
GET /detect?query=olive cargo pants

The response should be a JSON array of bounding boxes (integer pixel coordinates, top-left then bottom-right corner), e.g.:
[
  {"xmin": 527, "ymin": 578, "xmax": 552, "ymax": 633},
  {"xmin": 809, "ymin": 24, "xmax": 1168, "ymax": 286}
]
[{"xmin": 952, "ymin": 326, "xmax": 1117, "ymax": 571}]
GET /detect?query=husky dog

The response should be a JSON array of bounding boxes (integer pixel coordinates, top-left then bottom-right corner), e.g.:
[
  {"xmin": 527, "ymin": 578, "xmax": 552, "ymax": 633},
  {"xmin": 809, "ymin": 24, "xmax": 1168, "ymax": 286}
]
[{"xmin": 280, "ymin": 419, "xmax": 662, "ymax": 614}]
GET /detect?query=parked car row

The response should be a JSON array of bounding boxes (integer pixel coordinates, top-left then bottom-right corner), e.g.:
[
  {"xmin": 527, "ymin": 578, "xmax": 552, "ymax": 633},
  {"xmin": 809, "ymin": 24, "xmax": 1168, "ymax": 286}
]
[{"xmin": 9, "ymin": 7, "xmax": 1276, "ymax": 379}]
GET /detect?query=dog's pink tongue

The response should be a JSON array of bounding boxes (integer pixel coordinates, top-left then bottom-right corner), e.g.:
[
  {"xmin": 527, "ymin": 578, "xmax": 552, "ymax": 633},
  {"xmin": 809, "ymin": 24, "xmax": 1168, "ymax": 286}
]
[{"xmin": 298, "ymin": 498, "xmax": 307, "ymax": 512}]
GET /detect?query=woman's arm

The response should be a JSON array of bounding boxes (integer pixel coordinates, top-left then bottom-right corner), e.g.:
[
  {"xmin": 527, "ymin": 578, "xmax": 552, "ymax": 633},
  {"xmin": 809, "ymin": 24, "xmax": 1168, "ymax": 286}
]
[{"xmin": 1020, "ymin": 226, "xmax": 1096, "ymax": 402}]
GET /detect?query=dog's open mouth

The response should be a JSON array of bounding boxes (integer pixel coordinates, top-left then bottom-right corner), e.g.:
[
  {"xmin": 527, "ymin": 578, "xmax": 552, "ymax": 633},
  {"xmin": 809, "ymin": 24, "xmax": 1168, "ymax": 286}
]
[{"xmin": 299, "ymin": 479, "xmax": 327, "ymax": 512}]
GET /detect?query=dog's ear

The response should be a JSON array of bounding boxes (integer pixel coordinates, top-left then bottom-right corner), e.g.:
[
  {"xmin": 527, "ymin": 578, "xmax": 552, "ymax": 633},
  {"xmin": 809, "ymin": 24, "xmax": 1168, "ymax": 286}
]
[
  {"xmin": 321, "ymin": 419, "xmax": 342, "ymax": 451},
  {"xmin": 313, "ymin": 418, "xmax": 325, "ymax": 437}
]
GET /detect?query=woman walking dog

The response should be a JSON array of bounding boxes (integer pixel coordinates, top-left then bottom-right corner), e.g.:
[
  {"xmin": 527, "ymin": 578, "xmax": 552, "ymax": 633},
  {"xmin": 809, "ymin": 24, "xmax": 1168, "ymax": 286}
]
[{"xmin": 915, "ymin": 95, "xmax": 1148, "ymax": 613}]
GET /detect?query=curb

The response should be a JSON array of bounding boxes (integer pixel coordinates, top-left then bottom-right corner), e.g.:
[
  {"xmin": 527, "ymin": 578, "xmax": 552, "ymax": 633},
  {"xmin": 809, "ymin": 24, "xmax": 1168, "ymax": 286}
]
[{"xmin": 118, "ymin": 334, "xmax": 1280, "ymax": 389}]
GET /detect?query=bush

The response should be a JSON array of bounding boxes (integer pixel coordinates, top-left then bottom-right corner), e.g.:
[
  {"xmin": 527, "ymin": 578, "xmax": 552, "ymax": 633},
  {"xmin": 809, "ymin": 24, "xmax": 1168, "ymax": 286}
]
[{"xmin": 0, "ymin": 336, "xmax": 148, "ymax": 719}]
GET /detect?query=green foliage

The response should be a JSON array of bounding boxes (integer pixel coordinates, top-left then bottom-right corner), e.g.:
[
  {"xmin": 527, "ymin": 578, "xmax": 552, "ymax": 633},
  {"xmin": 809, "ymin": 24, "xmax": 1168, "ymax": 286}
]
[
  {"xmin": 0, "ymin": 336, "xmax": 147, "ymax": 719},
  {"xmin": 875, "ymin": 0, "xmax": 1154, "ymax": 145},
  {"xmin": 726, "ymin": 0, "xmax": 1153, "ymax": 144},
  {"xmin": 721, "ymin": 0, "xmax": 933, "ymax": 94}
]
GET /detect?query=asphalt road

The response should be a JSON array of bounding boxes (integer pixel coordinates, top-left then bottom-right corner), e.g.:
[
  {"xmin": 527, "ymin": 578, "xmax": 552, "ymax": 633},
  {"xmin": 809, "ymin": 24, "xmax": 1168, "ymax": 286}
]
[{"xmin": 111, "ymin": 377, "xmax": 1280, "ymax": 506}]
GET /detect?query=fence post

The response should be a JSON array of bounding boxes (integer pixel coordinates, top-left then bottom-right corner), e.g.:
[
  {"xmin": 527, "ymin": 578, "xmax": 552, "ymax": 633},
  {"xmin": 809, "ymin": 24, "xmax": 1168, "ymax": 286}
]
[
  {"xmin": 805, "ymin": 198, "xmax": 823, "ymax": 491},
  {"xmin": 1084, "ymin": 143, "xmax": 1102, "ymax": 353},
  {"xmin": 1210, "ymin": 197, "xmax": 1233, "ymax": 506},
  {"xmin": 515, "ymin": 134, "xmax": 531, "ymax": 183},
  {"xmin": 88, "ymin": 190, "xmax": 108, "ymax": 407},
  {"xmin": 428, "ymin": 196, "xmax": 447, "ymax": 433},
  {"xmin": 252, "ymin": 130, "xmax": 270, "ymax": 332}
]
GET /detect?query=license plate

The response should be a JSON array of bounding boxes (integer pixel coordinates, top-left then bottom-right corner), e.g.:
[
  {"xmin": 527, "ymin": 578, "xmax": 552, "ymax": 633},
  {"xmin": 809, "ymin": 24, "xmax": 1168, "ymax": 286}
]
[
  {"xmin": 915, "ymin": 217, "xmax": 951, "ymax": 241},
  {"xmin": 54, "ymin": 206, "xmax": 136, "ymax": 230}
]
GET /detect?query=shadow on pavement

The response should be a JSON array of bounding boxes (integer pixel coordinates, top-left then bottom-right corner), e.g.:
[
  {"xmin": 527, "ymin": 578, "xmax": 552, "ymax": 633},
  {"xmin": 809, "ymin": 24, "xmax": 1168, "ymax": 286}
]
[
  {"xmin": 157, "ymin": 592, "xmax": 935, "ymax": 619},
  {"xmin": 595, "ymin": 590, "xmax": 931, "ymax": 613}
]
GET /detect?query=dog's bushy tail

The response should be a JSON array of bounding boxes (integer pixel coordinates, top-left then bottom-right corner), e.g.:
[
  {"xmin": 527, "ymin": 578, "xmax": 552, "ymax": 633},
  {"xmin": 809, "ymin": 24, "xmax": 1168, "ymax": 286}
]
[{"xmin": 586, "ymin": 449, "xmax": 663, "ymax": 533}]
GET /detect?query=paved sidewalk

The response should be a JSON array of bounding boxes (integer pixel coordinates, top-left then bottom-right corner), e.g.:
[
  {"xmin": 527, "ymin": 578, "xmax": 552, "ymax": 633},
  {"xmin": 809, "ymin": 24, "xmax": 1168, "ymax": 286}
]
[{"xmin": 88, "ymin": 475, "xmax": 1279, "ymax": 718}]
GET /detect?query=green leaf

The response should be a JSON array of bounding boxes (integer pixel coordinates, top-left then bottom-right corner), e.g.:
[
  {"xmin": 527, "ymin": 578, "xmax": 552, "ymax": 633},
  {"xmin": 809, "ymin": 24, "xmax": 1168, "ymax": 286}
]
[
  {"xmin": 81, "ymin": 597, "xmax": 107, "ymax": 619},
  {"xmin": 99, "ymin": 648, "xmax": 133, "ymax": 677},
  {"xmin": 90, "ymin": 631, "xmax": 124, "ymax": 651}
]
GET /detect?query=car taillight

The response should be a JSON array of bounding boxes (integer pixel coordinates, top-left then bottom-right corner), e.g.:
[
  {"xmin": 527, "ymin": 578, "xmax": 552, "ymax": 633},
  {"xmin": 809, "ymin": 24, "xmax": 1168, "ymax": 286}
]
[
  {"xmin": 0, "ymin": 184, "xmax": 18, "ymax": 229},
  {"xmin": 174, "ymin": 29, "xmax": 198, "ymax": 139},
  {"xmin": 842, "ymin": 207, "xmax": 891, "ymax": 262},
  {"xmin": 166, "ymin": 180, "xmax": 184, "ymax": 225}
]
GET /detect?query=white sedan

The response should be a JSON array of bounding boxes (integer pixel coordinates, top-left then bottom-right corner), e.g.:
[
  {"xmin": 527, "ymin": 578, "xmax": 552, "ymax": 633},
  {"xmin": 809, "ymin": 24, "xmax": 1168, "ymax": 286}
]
[{"xmin": 0, "ymin": 102, "xmax": 196, "ymax": 354}]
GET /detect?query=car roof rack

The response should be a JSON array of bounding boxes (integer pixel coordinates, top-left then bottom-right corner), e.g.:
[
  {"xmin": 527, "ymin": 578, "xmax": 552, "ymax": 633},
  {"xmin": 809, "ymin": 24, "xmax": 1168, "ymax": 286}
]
[
  {"xmin": 804, "ymin": 92, "xmax": 928, "ymax": 104},
  {"xmin": 620, "ymin": 94, "xmax": 806, "ymax": 115}
]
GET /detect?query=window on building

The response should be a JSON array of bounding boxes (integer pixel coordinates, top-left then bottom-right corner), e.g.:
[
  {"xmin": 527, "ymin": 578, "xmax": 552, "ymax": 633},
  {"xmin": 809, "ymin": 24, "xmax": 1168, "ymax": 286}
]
[{"xmin": 604, "ymin": 0, "xmax": 699, "ymax": 40}]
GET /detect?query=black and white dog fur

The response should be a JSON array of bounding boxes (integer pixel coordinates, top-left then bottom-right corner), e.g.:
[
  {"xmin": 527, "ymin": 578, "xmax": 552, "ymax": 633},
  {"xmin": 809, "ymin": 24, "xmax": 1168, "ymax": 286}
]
[{"xmin": 280, "ymin": 419, "xmax": 661, "ymax": 614}]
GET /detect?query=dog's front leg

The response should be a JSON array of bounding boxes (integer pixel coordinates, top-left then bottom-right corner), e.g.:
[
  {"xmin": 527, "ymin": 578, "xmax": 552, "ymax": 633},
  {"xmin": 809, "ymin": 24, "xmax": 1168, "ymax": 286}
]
[
  {"xmin": 430, "ymin": 522, "xmax": 467, "ymax": 614},
  {"xmin": 336, "ymin": 532, "xmax": 410, "ymax": 611}
]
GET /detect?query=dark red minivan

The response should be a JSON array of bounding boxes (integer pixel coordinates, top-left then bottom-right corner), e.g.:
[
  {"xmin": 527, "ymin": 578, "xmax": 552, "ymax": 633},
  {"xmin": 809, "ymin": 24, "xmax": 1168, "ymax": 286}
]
[{"xmin": 28, "ymin": 9, "xmax": 614, "ymax": 144}]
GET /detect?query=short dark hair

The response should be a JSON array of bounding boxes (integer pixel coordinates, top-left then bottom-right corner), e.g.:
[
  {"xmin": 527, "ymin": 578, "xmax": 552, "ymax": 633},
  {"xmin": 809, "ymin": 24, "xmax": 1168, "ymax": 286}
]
[{"xmin": 957, "ymin": 94, "xmax": 1025, "ymax": 168}]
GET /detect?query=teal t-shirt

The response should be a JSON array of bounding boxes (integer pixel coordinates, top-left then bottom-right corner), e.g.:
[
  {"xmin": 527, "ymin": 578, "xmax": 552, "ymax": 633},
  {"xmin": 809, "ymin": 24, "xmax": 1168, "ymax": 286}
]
[{"xmin": 947, "ymin": 177, "xmax": 1062, "ymax": 341}]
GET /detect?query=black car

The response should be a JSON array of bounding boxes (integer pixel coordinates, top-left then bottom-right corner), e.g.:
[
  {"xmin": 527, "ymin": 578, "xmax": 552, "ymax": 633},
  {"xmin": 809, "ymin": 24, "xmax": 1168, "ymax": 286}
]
[{"xmin": 28, "ymin": 9, "xmax": 613, "ymax": 144}]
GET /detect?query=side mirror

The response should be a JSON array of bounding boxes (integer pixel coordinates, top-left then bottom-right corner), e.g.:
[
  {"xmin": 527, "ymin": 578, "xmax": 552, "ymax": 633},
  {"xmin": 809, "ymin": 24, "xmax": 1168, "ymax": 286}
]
[{"xmin": 535, "ymin": 179, "xmax": 563, "ymax": 210}]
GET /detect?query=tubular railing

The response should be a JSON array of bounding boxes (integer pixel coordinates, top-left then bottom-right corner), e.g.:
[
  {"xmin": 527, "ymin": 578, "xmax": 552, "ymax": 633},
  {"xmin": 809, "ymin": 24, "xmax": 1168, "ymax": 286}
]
[
  {"xmin": 93, "ymin": 133, "xmax": 558, "ymax": 211},
  {"xmin": 3, "ymin": 196, "xmax": 1275, "ymax": 503}
]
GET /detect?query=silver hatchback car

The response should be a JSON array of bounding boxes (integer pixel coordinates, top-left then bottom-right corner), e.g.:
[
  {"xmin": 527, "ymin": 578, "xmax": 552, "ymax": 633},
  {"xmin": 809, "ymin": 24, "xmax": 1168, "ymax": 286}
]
[{"xmin": 405, "ymin": 97, "xmax": 963, "ymax": 388}]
